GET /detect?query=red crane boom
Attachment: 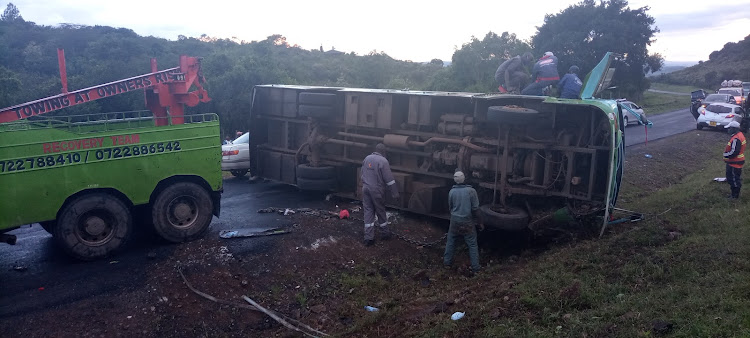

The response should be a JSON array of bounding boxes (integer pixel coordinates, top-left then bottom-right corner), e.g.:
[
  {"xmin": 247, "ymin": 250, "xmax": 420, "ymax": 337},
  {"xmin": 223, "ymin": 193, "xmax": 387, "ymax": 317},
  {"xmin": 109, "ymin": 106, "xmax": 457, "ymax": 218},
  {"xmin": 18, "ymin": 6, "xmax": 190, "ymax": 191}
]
[{"xmin": 0, "ymin": 49, "xmax": 210, "ymax": 125}]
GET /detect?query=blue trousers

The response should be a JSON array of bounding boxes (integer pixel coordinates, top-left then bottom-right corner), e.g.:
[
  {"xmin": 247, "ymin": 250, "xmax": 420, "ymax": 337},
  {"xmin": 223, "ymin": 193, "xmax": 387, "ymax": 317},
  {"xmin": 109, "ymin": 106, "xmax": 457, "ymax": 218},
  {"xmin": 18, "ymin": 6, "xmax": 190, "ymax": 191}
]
[{"xmin": 443, "ymin": 220, "xmax": 480, "ymax": 272}]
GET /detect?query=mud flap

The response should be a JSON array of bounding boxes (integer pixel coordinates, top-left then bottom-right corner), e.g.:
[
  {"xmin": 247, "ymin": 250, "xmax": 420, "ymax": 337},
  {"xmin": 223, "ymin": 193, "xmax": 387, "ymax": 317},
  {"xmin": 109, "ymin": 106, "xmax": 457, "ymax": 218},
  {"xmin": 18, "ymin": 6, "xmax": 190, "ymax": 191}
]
[{"xmin": 212, "ymin": 191, "xmax": 222, "ymax": 217}]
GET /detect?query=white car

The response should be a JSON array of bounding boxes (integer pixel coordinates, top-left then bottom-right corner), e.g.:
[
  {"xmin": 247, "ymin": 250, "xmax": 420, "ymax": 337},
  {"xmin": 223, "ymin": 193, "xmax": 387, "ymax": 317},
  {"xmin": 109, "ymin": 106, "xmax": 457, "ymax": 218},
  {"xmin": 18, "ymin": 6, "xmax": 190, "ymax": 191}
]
[
  {"xmin": 617, "ymin": 99, "xmax": 646, "ymax": 126},
  {"xmin": 221, "ymin": 132, "xmax": 250, "ymax": 177},
  {"xmin": 697, "ymin": 103, "xmax": 744, "ymax": 130}
]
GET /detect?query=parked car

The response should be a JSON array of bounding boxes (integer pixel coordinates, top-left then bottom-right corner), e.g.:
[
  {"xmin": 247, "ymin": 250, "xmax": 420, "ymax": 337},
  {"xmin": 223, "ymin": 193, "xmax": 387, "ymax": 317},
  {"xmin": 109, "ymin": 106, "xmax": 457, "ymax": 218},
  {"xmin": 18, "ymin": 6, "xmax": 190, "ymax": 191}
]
[
  {"xmin": 702, "ymin": 94, "xmax": 737, "ymax": 107},
  {"xmin": 221, "ymin": 132, "xmax": 250, "ymax": 177},
  {"xmin": 718, "ymin": 87, "xmax": 743, "ymax": 105},
  {"xmin": 690, "ymin": 90, "xmax": 708, "ymax": 119},
  {"xmin": 696, "ymin": 103, "xmax": 745, "ymax": 130},
  {"xmin": 616, "ymin": 99, "xmax": 647, "ymax": 126}
]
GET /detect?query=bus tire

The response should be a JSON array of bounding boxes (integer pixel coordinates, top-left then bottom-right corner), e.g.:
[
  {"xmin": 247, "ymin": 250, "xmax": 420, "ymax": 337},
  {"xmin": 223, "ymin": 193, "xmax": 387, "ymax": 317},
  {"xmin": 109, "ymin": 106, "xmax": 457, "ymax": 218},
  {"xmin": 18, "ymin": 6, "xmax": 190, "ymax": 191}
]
[
  {"xmin": 152, "ymin": 182, "xmax": 213, "ymax": 243},
  {"xmin": 296, "ymin": 177, "xmax": 337, "ymax": 191},
  {"xmin": 54, "ymin": 193, "xmax": 132, "ymax": 261},
  {"xmin": 296, "ymin": 164, "xmax": 336, "ymax": 180},
  {"xmin": 480, "ymin": 204, "xmax": 530, "ymax": 230}
]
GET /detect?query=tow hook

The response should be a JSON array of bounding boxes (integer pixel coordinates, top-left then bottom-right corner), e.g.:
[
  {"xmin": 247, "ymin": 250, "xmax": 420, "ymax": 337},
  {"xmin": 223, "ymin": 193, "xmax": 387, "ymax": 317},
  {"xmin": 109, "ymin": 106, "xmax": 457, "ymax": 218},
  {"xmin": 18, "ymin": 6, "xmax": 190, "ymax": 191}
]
[{"xmin": 0, "ymin": 234, "xmax": 17, "ymax": 245}]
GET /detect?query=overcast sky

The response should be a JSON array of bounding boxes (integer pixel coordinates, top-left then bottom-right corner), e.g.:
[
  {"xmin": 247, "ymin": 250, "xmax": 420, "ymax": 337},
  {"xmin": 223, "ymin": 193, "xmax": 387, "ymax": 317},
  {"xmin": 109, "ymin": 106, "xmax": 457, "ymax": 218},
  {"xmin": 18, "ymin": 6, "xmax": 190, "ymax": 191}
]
[{"xmin": 5, "ymin": 0, "xmax": 750, "ymax": 63}]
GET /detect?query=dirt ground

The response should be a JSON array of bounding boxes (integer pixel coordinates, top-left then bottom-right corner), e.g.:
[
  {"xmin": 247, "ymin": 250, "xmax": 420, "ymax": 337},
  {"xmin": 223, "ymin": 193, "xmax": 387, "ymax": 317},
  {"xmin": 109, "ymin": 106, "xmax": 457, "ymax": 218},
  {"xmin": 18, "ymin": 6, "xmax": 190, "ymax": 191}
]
[{"xmin": 0, "ymin": 129, "xmax": 731, "ymax": 338}]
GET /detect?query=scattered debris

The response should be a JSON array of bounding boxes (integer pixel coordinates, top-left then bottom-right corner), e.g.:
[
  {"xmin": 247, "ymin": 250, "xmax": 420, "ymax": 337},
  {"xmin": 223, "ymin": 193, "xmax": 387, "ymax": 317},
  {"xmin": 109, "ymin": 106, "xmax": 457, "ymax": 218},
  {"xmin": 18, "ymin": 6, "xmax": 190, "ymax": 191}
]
[
  {"xmin": 109, "ymin": 261, "xmax": 119, "ymax": 264},
  {"xmin": 12, "ymin": 265, "xmax": 27, "ymax": 272},
  {"xmin": 215, "ymin": 246, "xmax": 234, "ymax": 263},
  {"xmin": 364, "ymin": 306, "xmax": 379, "ymax": 312},
  {"xmin": 645, "ymin": 154, "xmax": 652, "ymax": 158},
  {"xmin": 220, "ymin": 228, "xmax": 290, "ymax": 239},
  {"xmin": 713, "ymin": 177, "xmax": 727, "ymax": 182},
  {"xmin": 258, "ymin": 207, "xmax": 278, "ymax": 213},
  {"xmin": 307, "ymin": 236, "xmax": 338, "ymax": 251},
  {"xmin": 350, "ymin": 206, "xmax": 362, "ymax": 212},
  {"xmin": 451, "ymin": 312, "xmax": 465, "ymax": 320},
  {"xmin": 284, "ymin": 208, "xmax": 295, "ymax": 216},
  {"xmin": 338, "ymin": 210, "xmax": 350, "ymax": 219}
]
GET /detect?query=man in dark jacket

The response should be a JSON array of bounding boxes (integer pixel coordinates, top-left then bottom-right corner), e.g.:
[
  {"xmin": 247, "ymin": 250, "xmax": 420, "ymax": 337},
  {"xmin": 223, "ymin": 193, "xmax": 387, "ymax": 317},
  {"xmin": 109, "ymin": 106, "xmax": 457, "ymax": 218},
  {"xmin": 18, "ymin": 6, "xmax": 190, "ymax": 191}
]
[
  {"xmin": 443, "ymin": 170, "xmax": 483, "ymax": 274},
  {"xmin": 558, "ymin": 65, "xmax": 583, "ymax": 99},
  {"xmin": 521, "ymin": 52, "xmax": 560, "ymax": 96},
  {"xmin": 494, "ymin": 52, "xmax": 533, "ymax": 94},
  {"xmin": 724, "ymin": 121, "xmax": 746, "ymax": 199},
  {"xmin": 361, "ymin": 143, "xmax": 399, "ymax": 245}
]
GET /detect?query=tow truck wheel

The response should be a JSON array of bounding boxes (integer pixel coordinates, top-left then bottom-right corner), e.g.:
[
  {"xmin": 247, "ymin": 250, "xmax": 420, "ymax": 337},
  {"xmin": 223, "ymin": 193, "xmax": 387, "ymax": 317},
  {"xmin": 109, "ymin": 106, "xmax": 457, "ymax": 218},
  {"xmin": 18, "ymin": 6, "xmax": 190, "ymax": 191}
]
[
  {"xmin": 152, "ymin": 182, "xmax": 213, "ymax": 243},
  {"xmin": 54, "ymin": 193, "xmax": 132, "ymax": 260}
]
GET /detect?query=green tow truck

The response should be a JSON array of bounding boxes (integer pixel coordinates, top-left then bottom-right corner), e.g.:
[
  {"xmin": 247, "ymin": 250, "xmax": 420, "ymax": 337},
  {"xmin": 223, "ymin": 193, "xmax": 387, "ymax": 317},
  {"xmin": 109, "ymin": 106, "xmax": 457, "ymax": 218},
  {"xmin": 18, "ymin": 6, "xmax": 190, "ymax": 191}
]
[{"xmin": 0, "ymin": 51, "xmax": 221, "ymax": 260}]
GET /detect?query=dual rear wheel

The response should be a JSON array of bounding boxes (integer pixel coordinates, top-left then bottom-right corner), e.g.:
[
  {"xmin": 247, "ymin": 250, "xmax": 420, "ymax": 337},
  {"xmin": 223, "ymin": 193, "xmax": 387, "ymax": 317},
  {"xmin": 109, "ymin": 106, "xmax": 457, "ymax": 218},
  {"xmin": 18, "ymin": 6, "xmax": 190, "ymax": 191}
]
[{"xmin": 49, "ymin": 182, "xmax": 213, "ymax": 260}]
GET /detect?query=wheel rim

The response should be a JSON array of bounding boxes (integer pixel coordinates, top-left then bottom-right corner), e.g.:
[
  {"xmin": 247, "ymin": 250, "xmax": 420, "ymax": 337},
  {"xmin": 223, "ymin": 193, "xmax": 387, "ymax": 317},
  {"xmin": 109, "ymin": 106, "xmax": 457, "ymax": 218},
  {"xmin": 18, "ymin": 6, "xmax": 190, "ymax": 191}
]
[
  {"xmin": 166, "ymin": 195, "xmax": 200, "ymax": 229},
  {"xmin": 75, "ymin": 210, "xmax": 116, "ymax": 246}
]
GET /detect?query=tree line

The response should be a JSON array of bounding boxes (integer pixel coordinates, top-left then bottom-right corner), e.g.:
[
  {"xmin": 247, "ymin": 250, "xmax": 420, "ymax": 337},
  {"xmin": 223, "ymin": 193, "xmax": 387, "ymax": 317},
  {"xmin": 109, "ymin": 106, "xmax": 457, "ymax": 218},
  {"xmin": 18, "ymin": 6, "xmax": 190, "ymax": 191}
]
[{"xmin": 0, "ymin": 0, "xmax": 662, "ymax": 136}]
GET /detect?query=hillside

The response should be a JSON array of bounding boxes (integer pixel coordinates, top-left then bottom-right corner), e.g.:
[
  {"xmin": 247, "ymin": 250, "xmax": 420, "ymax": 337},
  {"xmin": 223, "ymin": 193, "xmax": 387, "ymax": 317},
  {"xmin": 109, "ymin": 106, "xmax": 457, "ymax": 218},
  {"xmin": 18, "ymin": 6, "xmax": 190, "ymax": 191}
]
[{"xmin": 654, "ymin": 34, "xmax": 750, "ymax": 88}]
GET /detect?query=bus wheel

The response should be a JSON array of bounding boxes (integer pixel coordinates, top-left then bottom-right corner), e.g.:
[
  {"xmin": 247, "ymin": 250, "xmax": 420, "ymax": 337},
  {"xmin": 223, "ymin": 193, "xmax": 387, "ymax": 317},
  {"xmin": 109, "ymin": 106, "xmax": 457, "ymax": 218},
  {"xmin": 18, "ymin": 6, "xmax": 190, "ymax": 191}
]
[
  {"xmin": 54, "ymin": 193, "xmax": 132, "ymax": 260},
  {"xmin": 152, "ymin": 182, "xmax": 213, "ymax": 243}
]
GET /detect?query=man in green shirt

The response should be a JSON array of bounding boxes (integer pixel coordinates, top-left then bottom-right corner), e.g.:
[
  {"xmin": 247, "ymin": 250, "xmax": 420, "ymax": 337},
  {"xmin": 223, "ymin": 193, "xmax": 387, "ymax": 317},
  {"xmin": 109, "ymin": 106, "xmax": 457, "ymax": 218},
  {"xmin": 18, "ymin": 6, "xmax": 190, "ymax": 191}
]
[{"xmin": 443, "ymin": 170, "xmax": 484, "ymax": 273}]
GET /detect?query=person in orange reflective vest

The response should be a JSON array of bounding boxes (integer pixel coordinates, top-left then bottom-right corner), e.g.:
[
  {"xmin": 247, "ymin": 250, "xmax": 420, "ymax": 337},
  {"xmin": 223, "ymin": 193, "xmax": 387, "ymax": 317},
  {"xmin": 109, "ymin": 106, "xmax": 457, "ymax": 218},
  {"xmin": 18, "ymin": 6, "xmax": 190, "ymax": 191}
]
[{"xmin": 723, "ymin": 121, "xmax": 746, "ymax": 199}]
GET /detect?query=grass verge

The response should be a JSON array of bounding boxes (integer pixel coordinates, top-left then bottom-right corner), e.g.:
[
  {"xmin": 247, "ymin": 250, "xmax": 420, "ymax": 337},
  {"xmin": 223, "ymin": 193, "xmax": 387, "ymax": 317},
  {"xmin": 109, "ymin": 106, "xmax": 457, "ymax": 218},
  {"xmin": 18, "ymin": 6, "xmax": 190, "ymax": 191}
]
[
  {"xmin": 650, "ymin": 83, "xmax": 706, "ymax": 94},
  {"xmin": 642, "ymin": 91, "xmax": 688, "ymax": 116}
]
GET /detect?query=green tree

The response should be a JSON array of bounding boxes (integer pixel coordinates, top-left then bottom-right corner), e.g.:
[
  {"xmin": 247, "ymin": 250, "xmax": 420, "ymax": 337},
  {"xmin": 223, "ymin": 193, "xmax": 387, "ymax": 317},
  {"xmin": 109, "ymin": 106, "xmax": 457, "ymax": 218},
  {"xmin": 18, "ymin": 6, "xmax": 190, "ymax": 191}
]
[
  {"xmin": 532, "ymin": 0, "xmax": 661, "ymax": 100},
  {"xmin": 1, "ymin": 3, "xmax": 22, "ymax": 22}
]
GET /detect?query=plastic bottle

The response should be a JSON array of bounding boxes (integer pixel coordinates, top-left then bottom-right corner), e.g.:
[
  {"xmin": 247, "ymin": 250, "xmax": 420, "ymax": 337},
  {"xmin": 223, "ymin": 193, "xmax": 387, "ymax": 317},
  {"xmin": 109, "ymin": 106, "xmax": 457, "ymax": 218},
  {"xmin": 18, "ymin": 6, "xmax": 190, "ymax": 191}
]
[{"xmin": 364, "ymin": 306, "xmax": 379, "ymax": 312}]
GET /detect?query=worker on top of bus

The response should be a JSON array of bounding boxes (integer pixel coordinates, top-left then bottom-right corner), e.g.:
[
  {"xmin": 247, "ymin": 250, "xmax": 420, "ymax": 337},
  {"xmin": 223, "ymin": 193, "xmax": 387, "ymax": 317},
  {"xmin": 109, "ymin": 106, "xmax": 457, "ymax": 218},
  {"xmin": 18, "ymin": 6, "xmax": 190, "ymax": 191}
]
[
  {"xmin": 361, "ymin": 143, "xmax": 399, "ymax": 246},
  {"xmin": 494, "ymin": 52, "xmax": 533, "ymax": 94},
  {"xmin": 558, "ymin": 65, "xmax": 583, "ymax": 99},
  {"xmin": 521, "ymin": 52, "xmax": 560, "ymax": 96},
  {"xmin": 724, "ymin": 120, "xmax": 746, "ymax": 199}
]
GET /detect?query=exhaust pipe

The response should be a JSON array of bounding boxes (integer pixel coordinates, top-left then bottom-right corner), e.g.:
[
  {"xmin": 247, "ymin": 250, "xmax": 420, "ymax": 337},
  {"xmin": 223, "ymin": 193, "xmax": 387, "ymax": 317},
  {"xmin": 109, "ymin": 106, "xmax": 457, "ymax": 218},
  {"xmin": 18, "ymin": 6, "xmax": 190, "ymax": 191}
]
[{"xmin": 0, "ymin": 234, "xmax": 17, "ymax": 245}]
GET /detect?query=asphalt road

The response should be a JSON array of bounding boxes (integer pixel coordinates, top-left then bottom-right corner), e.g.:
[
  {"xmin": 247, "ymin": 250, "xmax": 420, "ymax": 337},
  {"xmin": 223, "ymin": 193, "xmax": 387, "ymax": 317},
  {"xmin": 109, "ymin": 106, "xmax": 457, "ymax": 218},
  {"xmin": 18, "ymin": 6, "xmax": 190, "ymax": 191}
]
[
  {"xmin": 0, "ymin": 178, "xmax": 327, "ymax": 319},
  {"xmin": 624, "ymin": 107, "xmax": 697, "ymax": 147}
]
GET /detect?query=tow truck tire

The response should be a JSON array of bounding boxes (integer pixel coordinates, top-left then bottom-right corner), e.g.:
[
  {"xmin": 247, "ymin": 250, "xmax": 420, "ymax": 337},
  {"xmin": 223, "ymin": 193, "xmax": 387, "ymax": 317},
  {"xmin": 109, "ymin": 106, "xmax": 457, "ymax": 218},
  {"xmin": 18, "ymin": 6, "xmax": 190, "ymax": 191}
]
[
  {"xmin": 152, "ymin": 182, "xmax": 213, "ymax": 243},
  {"xmin": 297, "ymin": 177, "xmax": 337, "ymax": 191},
  {"xmin": 487, "ymin": 106, "xmax": 539, "ymax": 124},
  {"xmin": 230, "ymin": 169, "xmax": 248, "ymax": 177},
  {"xmin": 480, "ymin": 204, "xmax": 530, "ymax": 230},
  {"xmin": 296, "ymin": 164, "xmax": 336, "ymax": 180},
  {"xmin": 299, "ymin": 93, "xmax": 336, "ymax": 106},
  {"xmin": 54, "ymin": 193, "xmax": 132, "ymax": 261},
  {"xmin": 299, "ymin": 105, "xmax": 334, "ymax": 119}
]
